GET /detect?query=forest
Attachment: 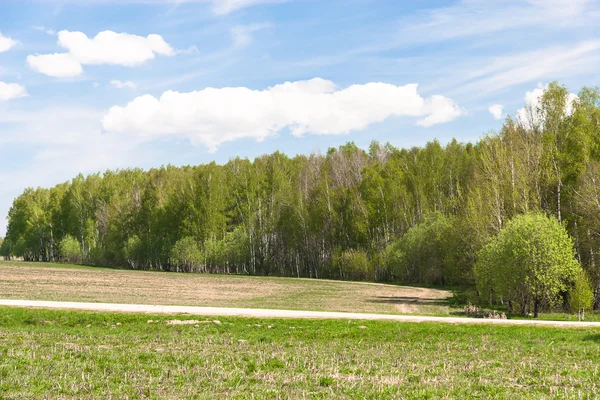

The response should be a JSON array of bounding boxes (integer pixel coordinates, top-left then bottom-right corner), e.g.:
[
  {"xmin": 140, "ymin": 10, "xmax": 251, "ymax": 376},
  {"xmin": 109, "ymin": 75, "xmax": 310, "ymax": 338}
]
[{"xmin": 3, "ymin": 82, "xmax": 600, "ymax": 313}]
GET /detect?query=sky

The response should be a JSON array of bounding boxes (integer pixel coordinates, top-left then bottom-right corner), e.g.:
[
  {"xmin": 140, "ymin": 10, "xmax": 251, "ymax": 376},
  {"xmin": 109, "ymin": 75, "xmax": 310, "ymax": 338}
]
[{"xmin": 1, "ymin": 0, "xmax": 600, "ymax": 235}]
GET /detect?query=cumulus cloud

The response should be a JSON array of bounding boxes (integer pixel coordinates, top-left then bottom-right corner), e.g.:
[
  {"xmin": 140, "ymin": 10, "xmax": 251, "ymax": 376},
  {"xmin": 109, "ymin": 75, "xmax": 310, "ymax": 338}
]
[
  {"xmin": 27, "ymin": 30, "xmax": 175, "ymax": 77},
  {"xmin": 417, "ymin": 95, "xmax": 464, "ymax": 127},
  {"xmin": 110, "ymin": 80, "xmax": 136, "ymax": 89},
  {"xmin": 0, "ymin": 82, "xmax": 28, "ymax": 101},
  {"xmin": 488, "ymin": 104, "xmax": 504, "ymax": 119},
  {"xmin": 516, "ymin": 84, "xmax": 578, "ymax": 128},
  {"xmin": 26, "ymin": 53, "xmax": 83, "ymax": 78},
  {"xmin": 58, "ymin": 30, "xmax": 174, "ymax": 65},
  {"xmin": 102, "ymin": 78, "xmax": 463, "ymax": 151},
  {"xmin": 0, "ymin": 33, "xmax": 17, "ymax": 52}
]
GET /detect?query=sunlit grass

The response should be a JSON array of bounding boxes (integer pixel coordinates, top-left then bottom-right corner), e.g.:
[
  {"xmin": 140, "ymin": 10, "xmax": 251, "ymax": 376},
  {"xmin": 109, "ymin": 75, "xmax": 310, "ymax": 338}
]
[{"xmin": 0, "ymin": 307, "xmax": 599, "ymax": 398}]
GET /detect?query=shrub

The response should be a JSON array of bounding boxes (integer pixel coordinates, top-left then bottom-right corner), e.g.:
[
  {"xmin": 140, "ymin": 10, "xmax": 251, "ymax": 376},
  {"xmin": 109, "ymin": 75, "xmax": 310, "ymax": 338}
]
[
  {"xmin": 383, "ymin": 212, "xmax": 461, "ymax": 285},
  {"xmin": 475, "ymin": 213, "xmax": 581, "ymax": 317},
  {"xmin": 59, "ymin": 235, "xmax": 81, "ymax": 263},
  {"xmin": 171, "ymin": 237, "xmax": 203, "ymax": 273},
  {"xmin": 333, "ymin": 249, "xmax": 373, "ymax": 281}
]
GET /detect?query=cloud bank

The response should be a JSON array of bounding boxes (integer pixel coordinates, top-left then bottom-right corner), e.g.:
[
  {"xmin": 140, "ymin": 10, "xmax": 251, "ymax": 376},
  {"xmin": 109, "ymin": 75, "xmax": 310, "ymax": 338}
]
[
  {"xmin": 27, "ymin": 30, "xmax": 175, "ymax": 77},
  {"xmin": 102, "ymin": 78, "xmax": 463, "ymax": 151}
]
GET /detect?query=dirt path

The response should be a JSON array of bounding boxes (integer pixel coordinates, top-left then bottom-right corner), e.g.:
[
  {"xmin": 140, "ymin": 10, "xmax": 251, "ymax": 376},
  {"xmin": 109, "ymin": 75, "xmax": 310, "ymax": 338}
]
[{"xmin": 1, "ymin": 299, "xmax": 599, "ymax": 327}]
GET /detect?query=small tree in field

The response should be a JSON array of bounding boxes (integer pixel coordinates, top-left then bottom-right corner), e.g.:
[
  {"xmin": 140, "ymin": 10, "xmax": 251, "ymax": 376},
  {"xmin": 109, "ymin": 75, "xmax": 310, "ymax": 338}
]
[
  {"xmin": 60, "ymin": 235, "xmax": 81, "ymax": 264},
  {"xmin": 171, "ymin": 237, "xmax": 203, "ymax": 273},
  {"xmin": 475, "ymin": 213, "xmax": 581, "ymax": 317},
  {"xmin": 570, "ymin": 270, "xmax": 594, "ymax": 321}
]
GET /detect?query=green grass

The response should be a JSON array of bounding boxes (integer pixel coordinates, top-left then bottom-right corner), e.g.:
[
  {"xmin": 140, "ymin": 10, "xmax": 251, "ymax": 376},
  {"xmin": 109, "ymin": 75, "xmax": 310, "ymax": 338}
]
[
  {"xmin": 0, "ymin": 307, "xmax": 599, "ymax": 399},
  {"xmin": 510, "ymin": 312, "xmax": 600, "ymax": 322}
]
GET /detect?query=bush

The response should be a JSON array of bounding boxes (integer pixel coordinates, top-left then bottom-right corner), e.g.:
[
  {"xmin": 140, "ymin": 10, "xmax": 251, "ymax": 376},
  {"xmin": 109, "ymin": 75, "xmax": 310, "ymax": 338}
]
[
  {"xmin": 59, "ymin": 235, "xmax": 81, "ymax": 263},
  {"xmin": 475, "ymin": 213, "xmax": 581, "ymax": 317},
  {"xmin": 383, "ymin": 212, "xmax": 460, "ymax": 285},
  {"xmin": 171, "ymin": 237, "xmax": 203, "ymax": 273},
  {"xmin": 333, "ymin": 249, "xmax": 373, "ymax": 281}
]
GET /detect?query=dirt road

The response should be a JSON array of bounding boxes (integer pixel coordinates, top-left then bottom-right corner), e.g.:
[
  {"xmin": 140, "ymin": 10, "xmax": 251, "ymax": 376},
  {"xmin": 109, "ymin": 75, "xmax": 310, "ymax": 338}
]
[{"xmin": 1, "ymin": 299, "xmax": 599, "ymax": 327}]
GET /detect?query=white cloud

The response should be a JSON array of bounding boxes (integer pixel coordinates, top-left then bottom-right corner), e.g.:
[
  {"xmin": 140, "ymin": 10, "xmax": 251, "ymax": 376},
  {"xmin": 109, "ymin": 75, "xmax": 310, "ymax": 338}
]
[
  {"xmin": 110, "ymin": 80, "xmax": 137, "ymax": 89},
  {"xmin": 27, "ymin": 30, "xmax": 175, "ymax": 77},
  {"xmin": 516, "ymin": 84, "xmax": 579, "ymax": 128},
  {"xmin": 488, "ymin": 104, "xmax": 504, "ymax": 120},
  {"xmin": 176, "ymin": 45, "xmax": 199, "ymax": 55},
  {"xmin": 417, "ymin": 95, "xmax": 464, "ymax": 127},
  {"xmin": 0, "ymin": 82, "xmax": 28, "ymax": 101},
  {"xmin": 27, "ymin": 53, "xmax": 83, "ymax": 78},
  {"xmin": 92, "ymin": 82, "xmax": 100, "ymax": 88},
  {"xmin": 102, "ymin": 78, "xmax": 463, "ymax": 151},
  {"xmin": 230, "ymin": 23, "xmax": 270, "ymax": 48},
  {"xmin": 58, "ymin": 30, "xmax": 174, "ymax": 65},
  {"xmin": 34, "ymin": 26, "xmax": 56, "ymax": 35},
  {"xmin": 397, "ymin": 0, "xmax": 592, "ymax": 47},
  {"xmin": 0, "ymin": 33, "xmax": 17, "ymax": 52},
  {"xmin": 435, "ymin": 40, "xmax": 600, "ymax": 98}
]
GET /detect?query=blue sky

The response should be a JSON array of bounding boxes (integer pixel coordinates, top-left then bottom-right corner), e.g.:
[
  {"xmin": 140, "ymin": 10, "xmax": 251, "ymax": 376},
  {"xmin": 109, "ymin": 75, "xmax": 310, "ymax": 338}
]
[{"xmin": 1, "ymin": 0, "xmax": 599, "ymax": 235}]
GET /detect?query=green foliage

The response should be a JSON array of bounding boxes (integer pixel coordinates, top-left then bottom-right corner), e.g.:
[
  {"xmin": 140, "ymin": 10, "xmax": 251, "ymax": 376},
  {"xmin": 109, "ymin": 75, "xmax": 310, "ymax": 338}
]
[
  {"xmin": 333, "ymin": 249, "xmax": 373, "ymax": 281},
  {"xmin": 475, "ymin": 213, "xmax": 581, "ymax": 317},
  {"xmin": 383, "ymin": 212, "xmax": 461, "ymax": 285},
  {"xmin": 0, "ymin": 237, "xmax": 9, "ymax": 260},
  {"xmin": 124, "ymin": 235, "xmax": 143, "ymax": 269},
  {"xmin": 171, "ymin": 237, "xmax": 203, "ymax": 273},
  {"xmin": 59, "ymin": 235, "xmax": 81, "ymax": 263},
  {"xmin": 570, "ymin": 270, "xmax": 594, "ymax": 318}
]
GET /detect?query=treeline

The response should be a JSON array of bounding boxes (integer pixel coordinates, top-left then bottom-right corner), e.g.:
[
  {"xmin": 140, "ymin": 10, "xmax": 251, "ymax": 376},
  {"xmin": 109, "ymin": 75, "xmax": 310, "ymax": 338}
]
[{"xmin": 2, "ymin": 82, "xmax": 600, "ymax": 300}]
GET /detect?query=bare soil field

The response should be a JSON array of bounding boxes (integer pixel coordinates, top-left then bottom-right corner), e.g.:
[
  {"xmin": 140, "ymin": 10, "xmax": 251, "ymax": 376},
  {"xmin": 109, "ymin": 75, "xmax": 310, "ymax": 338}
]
[{"xmin": 0, "ymin": 261, "xmax": 452, "ymax": 315}]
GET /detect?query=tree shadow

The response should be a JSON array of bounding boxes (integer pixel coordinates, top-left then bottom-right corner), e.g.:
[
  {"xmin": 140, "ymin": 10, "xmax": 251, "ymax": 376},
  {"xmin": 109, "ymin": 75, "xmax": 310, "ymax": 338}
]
[
  {"xmin": 366, "ymin": 296, "xmax": 450, "ymax": 306},
  {"xmin": 582, "ymin": 334, "xmax": 600, "ymax": 342}
]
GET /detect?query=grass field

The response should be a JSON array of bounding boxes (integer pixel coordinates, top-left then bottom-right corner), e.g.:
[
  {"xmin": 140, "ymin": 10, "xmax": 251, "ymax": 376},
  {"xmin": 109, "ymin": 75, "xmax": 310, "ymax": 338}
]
[
  {"xmin": 0, "ymin": 307, "xmax": 599, "ymax": 399},
  {"xmin": 0, "ymin": 261, "xmax": 452, "ymax": 315}
]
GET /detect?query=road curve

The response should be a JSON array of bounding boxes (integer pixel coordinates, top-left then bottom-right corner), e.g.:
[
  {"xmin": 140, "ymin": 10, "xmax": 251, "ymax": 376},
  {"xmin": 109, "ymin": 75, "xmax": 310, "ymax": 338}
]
[{"xmin": 1, "ymin": 299, "xmax": 599, "ymax": 328}]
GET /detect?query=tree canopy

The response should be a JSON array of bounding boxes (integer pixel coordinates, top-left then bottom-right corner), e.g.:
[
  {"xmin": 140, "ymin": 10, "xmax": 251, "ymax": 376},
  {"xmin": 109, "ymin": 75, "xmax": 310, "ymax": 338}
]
[{"xmin": 475, "ymin": 213, "xmax": 581, "ymax": 317}]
